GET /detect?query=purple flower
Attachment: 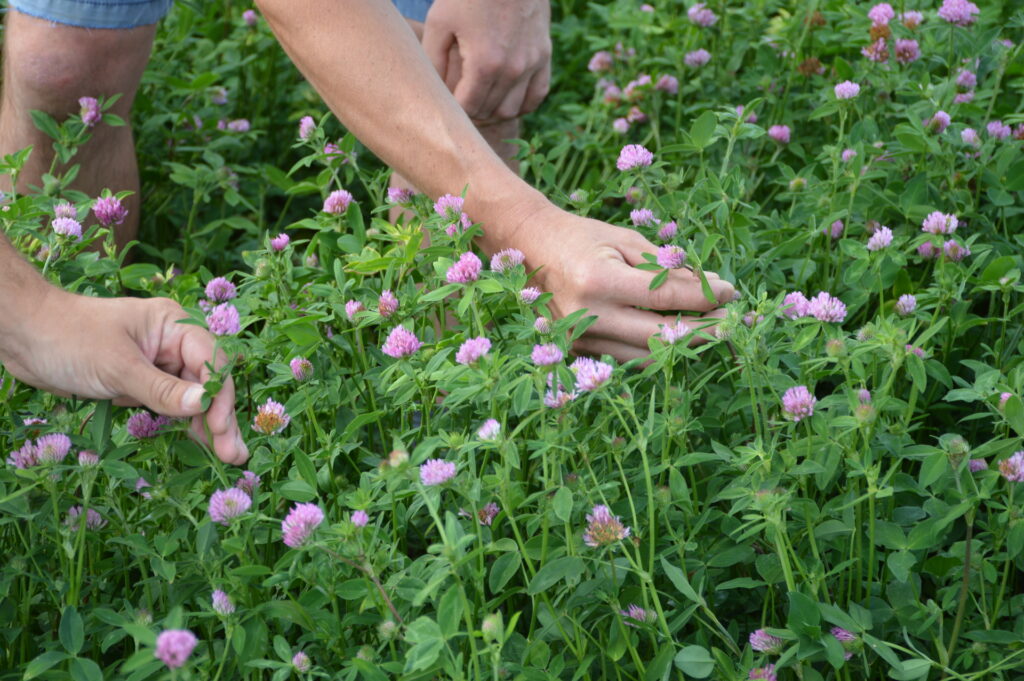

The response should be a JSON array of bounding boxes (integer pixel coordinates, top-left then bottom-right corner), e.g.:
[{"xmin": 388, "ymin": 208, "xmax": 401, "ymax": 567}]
[
  {"xmin": 53, "ymin": 202, "xmax": 76, "ymax": 219},
  {"xmin": 630, "ymin": 208, "xmax": 657, "ymax": 227},
  {"xmin": 861, "ymin": 38, "xmax": 889, "ymax": 63},
  {"xmin": 954, "ymin": 91, "xmax": 975, "ymax": 104},
  {"xmin": 921, "ymin": 211, "xmax": 958, "ymax": 235},
  {"xmin": 782, "ymin": 291, "xmax": 810, "ymax": 319},
  {"xmin": 749, "ymin": 629, "xmax": 784, "ymax": 654},
  {"xmin": 768, "ymin": 125, "xmax": 790, "ymax": 144},
  {"xmin": 205, "ymin": 276, "xmax": 237, "ymax": 302},
  {"xmin": 477, "ymin": 418, "xmax": 501, "ymax": 441},
  {"xmin": 748, "ymin": 664, "xmax": 777, "ymax": 681},
  {"xmin": 894, "ymin": 39, "xmax": 920, "ymax": 64},
  {"xmin": 351, "ymin": 510, "xmax": 369, "ymax": 527},
  {"xmin": 656, "ymin": 244, "xmax": 687, "ymax": 269},
  {"xmin": 242, "ymin": 9, "xmax": 257, "ymax": 26},
  {"xmin": 657, "ymin": 221, "xmax": 678, "ymax": 241},
  {"xmin": 420, "ymin": 458, "xmax": 457, "ymax": 485},
  {"xmin": 212, "ymin": 589, "xmax": 235, "ymax": 615},
  {"xmin": 655, "ymin": 74, "xmax": 679, "ymax": 94},
  {"xmin": 937, "ymin": 0, "xmax": 980, "ymax": 26},
  {"xmin": 292, "ymin": 651, "xmax": 312, "ymax": 672},
  {"xmin": 807, "ymin": 292, "xmax": 847, "ymax": 322},
  {"xmin": 281, "ymin": 503, "xmax": 324, "ymax": 548},
  {"xmin": 905, "ymin": 344, "xmax": 927, "ymax": 358},
  {"xmin": 736, "ymin": 105, "xmax": 757, "ymax": 123},
  {"xmin": 867, "ymin": 3, "xmax": 894, "ymax": 25},
  {"xmin": 917, "ymin": 242, "xmax": 940, "ymax": 259},
  {"xmin": 226, "ymin": 119, "xmax": 250, "ymax": 133},
  {"xmin": 93, "ymin": 196, "xmax": 128, "ymax": 227},
  {"xmin": 684, "ymin": 49, "xmax": 712, "ymax": 68},
  {"xmin": 858, "ymin": 389, "xmax": 872, "ymax": 403},
  {"xmin": 456, "ymin": 336, "xmax": 491, "ymax": 365},
  {"xmin": 460, "ymin": 502, "xmax": 500, "ymax": 526},
  {"xmin": 962, "ymin": 128, "xmax": 981, "ymax": 147},
  {"xmin": 52, "ymin": 217, "xmax": 82, "ymax": 240},
  {"xmin": 987, "ymin": 120, "xmax": 1011, "ymax": 140},
  {"xmin": 570, "ymin": 357, "xmax": 613, "ymax": 392},
  {"xmin": 207, "ymin": 303, "xmax": 241, "ymax": 335},
  {"xmin": 434, "ymin": 194, "xmax": 471, "ymax": 235},
  {"xmin": 834, "ymin": 81, "xmax": 860, "ymax": 100},
  {"xmin": 323, "ymin": 189, "xmax": 353, "ymax": 214},
  {"xmin": 532, "ymin": 343, "xmax": 564, "ymax": 367},
  {"xmin": 968, "ymin": 458, "xmax": 988, "ymax": 472},
  {"xmin": 387, "ymin": 187, "xmax": 415, "ymax": 204},
  {"xmin": 824, "ymin": 219, "xmax": 844, "ymax": 239},
  {"xmin": 208, "ymin": 488, "xmax": 252, "ymax": 525},
  {"xmin": 841, "ymin": 149, "xmax": 857, "ymax": 163},
  {"xmin": 381, "ymin": 326, "xmax": 422, "ymax": 358},
  {"xmin": 136, "ymin": 477, "xmax": 152, "ymax": 499},
  {"xmin": 78, "ymin": 450, "xmax": 99, "ymax": 466},
  {"xmin": 999, "ymin": 392, "xmax": 1013, "ymax": 410},
  {"xmin": 490, "ymin": 248, "xmax": 525, "ymax": 273},
  {"xmin": 79, "ymin": 96, "xmax": 101, "ymax": 127},
  {"xmin": 344, "ymin": 299, "xmax": 364, "ymax": 321},
  {"xmin": 620, "ymin": 604, "xmax": 656, "ymax": 625},
  {"xmin": 782, "ymin": 385, "xmax": 816, "ymax": 422},
  {"xmin": 583, "ymin": 504, "xmax": 631, "ymax": 547},
  {"xmin": 66, "ymin": 505, "xmax": 106, "ymax": 530},
  {"xmin": 927, "ymin": 111, "xmax": 951, "ymax": 134},
  {"xmin": 270, "ymin": 233, "xmax": 290, "ymax": 251},
  {"xmin": 616, "ymin": 144, "xmax": 654, "ymax": 171},
  {"xmin": 956, "ymin": 69, "xmax": 977, "ymax": 89},
  {"xmin": 943, "ymin": 239, "xmax": 971, "ymax": 262},
  {"xmin": 298, "ymin": 115, "xmax": 316, "ymax": 140},
  {"xmin": 290, "ymin": 356, "xmax": 313, "ymax": 381},
  {"xmin": 588, "ymin": 50, "xmax": 613, "ymax": 72},
  {"xmin": 210, "ymin": 87, "xmax": 229, "ymax": 106},
  {"xmin": 687, "ymin": 2, "xmax": 717, "ymax": 26},
  {"xmin": 378, "ymin": 290, "xmax": 399, "ymax": 317},
  {"xmin": 520, "ymin": 287, "xmax": 542, "ymax": 304},
  {"xmin": 613, "ymin": 117, "xmax": 630, "ymax": 134},
  {"xmin": 126, "ymin": 411, "xmax": 171, "ymax": 439},
  {"xmin": 534, "ymin": 316, "xmax": 551, "ymax": 334},
  {"xmin": 866, "ymin": 226, "xmax": 893, "ymax": 251},
  {"xmin": 660, "ymin": 320, "xmax": 690, "ymax": 344},
  {"xmin": 154, "ymin": 630, "xmax": 198, "ymax": 670},
  {"xmin": 831, "ymin": 627, "xmax": 857, "ymax": 660},
  {"xmin": 446, "ymin": 251, "xmax": 483, "ymax": 284},
  {"xmin": 900, "ymin": 10, "xmax": 923, "ymax": 28},
  {"xmin": 236, "ymin": 471, "xmax": 261, "ymax": 495},
  {"xmin": 32, "ymin": 433, "xmax": 71, "ymax": 464},
  {"xmin": 253, "ymin": 398, "xmax": 290, "ymax": 435},
  {"xmin": 895, "ymin": 294, "xmax": 917, "ymax": 316},
  {"xmin": 999, "ymin": 452, "xmax": 1024, "ymax": 482}
]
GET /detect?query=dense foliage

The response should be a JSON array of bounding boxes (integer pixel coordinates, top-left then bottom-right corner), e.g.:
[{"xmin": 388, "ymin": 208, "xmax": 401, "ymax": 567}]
[{"xmin": 2, "ymin": 1, "xmax": 1024, "ymax": 680}]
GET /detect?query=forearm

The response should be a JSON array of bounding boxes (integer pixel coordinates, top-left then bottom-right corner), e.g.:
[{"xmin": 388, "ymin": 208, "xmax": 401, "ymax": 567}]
[
  {"xmin": 255, "ymin": 0, "xmax": 549, "ymax": 250},
  {"xmin": 0, "ymin": 232, "xmax": 58, "ymax": 363}
]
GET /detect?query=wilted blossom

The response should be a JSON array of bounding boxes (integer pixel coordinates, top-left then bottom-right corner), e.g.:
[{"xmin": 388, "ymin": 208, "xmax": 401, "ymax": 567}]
[
  {"xmin": 290, "ymin": 356, "xmax": 313, "ymax": 381},
  {"xmin": 583, "ymin": 504, "xmax": 631, "ymax": 547},
  {"xmin": 861, "ymin": 38, "xmax": 889, "ymax": 63},
  {"xmin": 943, "ymin": 239, "xmax": 971, "ymax": 262},
  {"xmin": 866, "ymin": 226, "xmax": 893, "ymax": 251},
  {"xmin": 378, "ymin": 290, "xmax": 399, "ymax": 317},
  {"xmin": 477, "ymin": 418, "xmax": 501, "ymax": 441},
  {"xmin": 623, "ymin": 74, "xmax": 651, "ymax": 99},
  {"xmin": 345, "ymin": 299, "xmax": 364, "ymax": 321},
  {"xmin": 630, "ymin": 208, "xmax": 657, "ymax": 227},
  {"xmin": 456, "ymin": 336, "xmax": 491, "ymax": 365},
  {"xmin": 93, "ymin": 196, "xmax": 128, "ymax": 227},
  {"xmin": 782, "ymin": 385, "xmax": 816, "ymax": 422},
  {"xmin": 490, "ymin": 248, "xmax": 525, "ymax": 273},
  {"xmin": 621, "ymin": 604, "xmax": 657, "ymax": 626},
  {"xmin": 381, "ymin": 326, "xmax": 421, "ymax": 358},
  {"xmin": 603, "ymin": 83, "xmax": 623, "ymax": 104},
  {"xmin": 206, "ymin": 489, "xmax": 250, "ymax": 524},
  {"xmin": 768, "ymin": 125, "xmax": 790, "ymax": 144},
  {"xmin": 687, "ymin": 2, "xmax": 717, "ymax": 26},
  {"xmin": 570, "ymin": 357, "xmax": 613, "ymax": 392},
  {"xmin": 446, "ymin": 251, "xmax": 483, "ymax": 284},
  {"xmin": 968, "ymin": 458, "xmax": 988, "ymax": 472},
  {"xmin": 612, "ymin": 117, "xmax": 630, "ymax": 134},
  {"xmin": 921, "ymin": 211, "xmax": 958, "ymax": 235},
  {"xmin": 588, "ymin": 50, "xmax": 613, "ymax": 72},
  {"xmin": 900, "ymin": 10, "xmax": 923, "ymax": 28},
  {"xmin": 626, "ymin": 106, "xmax": 647, "ymax": 123},
  {"xmin": 281, "ymin": 503, "xmax": 324, "ymax": 548},
  {"xmin": 420, "ymin": 458, "xmax": 457, "ymax": 486},
  {"xmin": 807, "ymin": 292, "xmax": 847, "ymax": 322},
  {"xmin": 937, "ymin": 0, "xmax": 979, "ymax": 26},
  {"xmin": 386, "ymin": 187, "xmax": 415, "ymax": 204},
  {"xmin": 616, "ymin": 144, "xmax": 654, "ymax": 171},
  {"xmin": 520, "ymin": 287, "xmax": 542, "ymax": 304},
  {"xmin": 999, "ymin": 452, "xmax": 1024, "ymax": 482},
  {"xmin": 532, "ymin": 343, "xmax": 564, "ymax": 367},
  {"xmin": 322, "ymin": 189, "xmax": 353, "ymax": 214},
  {"xmin": 657, "ymin": 244, "xmax": 687, "ymax": 269},
  {"xmin": 684, "ymin": 49, "xmax": 712, "ymax": 68},
  {"xmin": 987, "ymin": 120, "xmax": 1011, "ymax": 140},
  {"xmin": 655, "ymin": 74, "xmax": 679, "ymax": 94},
  {"xmin": 867, "ymin": 3, "xmax": 894, "ymax": 25},
  {"xmin": 205, "ymin": 276, "xmax": 237, "ymax": 302},
  {"xmin": 834, "ymin": 81, "xmax": 860, "ymax": 100},
  {"xmin": 749, "ymin": 664, "xmax": 777, "ymax": 681},
  {"xmin": 894, "ymin": 39, "xmax": 920, "ymax": 63},
  {"xmin": 460, "ymin": 502, "xmax": 500, "ymax": 526},
  {"xmin": 927, "ymin": 111, "xmax": 951, "ymax": 133},
  {"xmin": 52, "ymin": 217, "xmax": 82, "ymax": 240},
  {"xmin": 749, "ymin": 629, "xmax": 784, "ymax": 654},
  {"xmin": 782, "ymin": 291, "xmax": 810, "ymax": 319},
  {"xmin": 298, "ymin": 115, "xmax": 316, "ymax": 140},
  {"xmin": 896, "ymin": 294, "xmax": 917, "ymax": 316},
  {"xmin": 236, "ymin": 471, "xmax": 260, "ymax": 495},
  {"xmin": 66, "ymin": 506, "xmax": 106, "ymax": 530},
  {"xmin": 292, "ymin": 651, "xmax": 312, "ymax": 672},
  {"xmin": 253, "ymin": 398, "xmax": 290, "ymax": 435},
  {"xmin": 351, "ymin": 510, "xmax": 369, "ymax": 527},
  {"xmin": 657, "ymin": 221, "xmax": 678, "ymax": 241},
  {"xmin": 212, "ymin": 589, "xmax": 234, "ymax": 615},
  {"xmin": 270, "ymin": 233, "xmax": 290, "ymax": 251},
  {"xmin": 544, "ymin": 374, "xmax": 577, "ymax": 409},
  {"xmin": 127, "ymin": 412, "xmax": 171, "ymax": 439},
  {"xmin": 154, "ymin": 630, "xmax": 198, "ymax": 670}
]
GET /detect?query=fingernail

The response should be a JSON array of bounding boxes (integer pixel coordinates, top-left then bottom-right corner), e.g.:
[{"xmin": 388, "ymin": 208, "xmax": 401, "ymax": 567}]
[{"xmin": 182, "ymin": 385, "xmax": 204, "ymax": 413}]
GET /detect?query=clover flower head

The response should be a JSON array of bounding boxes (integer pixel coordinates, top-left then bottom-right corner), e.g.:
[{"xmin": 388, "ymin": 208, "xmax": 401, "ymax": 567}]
[
  {"xmin": 782, "ymin": 385, "xmax": 816, "ymax": 421},
  {"xmin": 381, "ymin": 326, "xmax": 422, "ymax": 358},
  {"xmin": 583, "ymin": 504, "xmax": 631, "ymax": 547},
  {"xmin": 236, "ymin": 471, "xmax": 261, "ymax": 495},
  {"xmin": 749, "ymin": 629, "xmax": 784, "ymax": 654},
  {"xmin": 154, "ymin": 630, "xmax": 198, "ymax": 670},
  {"xmin": 209, "ymin": 488, "xmax": 252, "ymax": 525},
  {"xmin": 570, "ymin": 357, "xmax": 613, "ymax": 392},
  {"xmin": 532, "ymin": 343, "xmax": 564, "ymax": 367},
  {"xmin": 684, "ymin": 49, "xmax": 712, "ymax": 68},
  {"xmin": 807, "ymin": 291, "xmax": 847, "ymax": 322},
  {"xmin": 206, "ymin": 303, "xmax": 241, "ymax": 335},
  {"xmin": 446, "ymin": 251, "xmax": 483, "ymax": 284},
  {"xmin": 323, "ymin": 189, "xmax": 353, "ymax": 214},
  {"xmin": 420, "ymin": 458, "xmax": 457, "ymax": 485},
  {"xmin": 490, "ymin": 248, "xmax": 525, "ymax": 273},
  {"xmin": 866, "ymin": 226, "xmax": 893, "ymax": 251},
  {"xmin": 378, "ymin": 290, "xmax": 399, "ymax": 317},
  {"xmin": 67, "ymin": 505, "xmax": 106, "ymax": 530},
  {"xmin": 834, "ymin": 80, "xmax": 860, "ymax": 100},
  {"xmin": 456, "ymin": 336, "xmax": 491, "ymax": 365},
  {"xmin": 281, "ymin": 503, "xmax": 324, "ymax": 548}
]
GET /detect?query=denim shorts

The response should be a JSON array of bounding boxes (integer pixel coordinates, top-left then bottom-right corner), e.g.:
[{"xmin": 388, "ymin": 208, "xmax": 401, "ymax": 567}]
[
  {"xmin": 8, "ymin": 0, "xmax": 174, "ymax": 28},
  {"xmin": 392, "ymin": 0, "xmax": 433, "ymax": 22}
]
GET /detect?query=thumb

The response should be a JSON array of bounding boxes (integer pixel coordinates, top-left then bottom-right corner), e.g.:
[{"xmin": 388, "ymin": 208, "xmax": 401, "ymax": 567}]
[
  {"xmin": 421, "ymin": 22, "xmax": 454, "ymax": 82},
  {"xmin": 119, "ymin": 358, "xmax": 206, "ymax": 418}
]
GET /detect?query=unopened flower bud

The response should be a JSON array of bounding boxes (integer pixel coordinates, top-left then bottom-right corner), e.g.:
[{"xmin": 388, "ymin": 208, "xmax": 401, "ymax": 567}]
[{"xmin": 482, "ymin": 613, "xmax": 504, "ymax": 643}]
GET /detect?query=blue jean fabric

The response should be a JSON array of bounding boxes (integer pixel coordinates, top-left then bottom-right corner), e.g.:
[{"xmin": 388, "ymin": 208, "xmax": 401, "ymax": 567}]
[
  {"xmin": 8, "ymin": 0, "xmax": 173, "ymax": 28},
  {"xmin": 392, "ymin": 0, "xmax": 433, "ymax": 22}
]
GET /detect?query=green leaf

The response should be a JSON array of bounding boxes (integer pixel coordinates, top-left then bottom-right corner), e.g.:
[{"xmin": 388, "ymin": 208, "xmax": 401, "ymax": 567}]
[
  {"xmin": 60, "ymin": 606, "xmax": 84, "ymax": 655},
  {"xmin": 527, "ymin": 556, "xmax": 585, "ymax": 595},
  {"xmin": 887, "ymin": 550, "xmax": 916, "ymax": 582},
  {"xmin": 291, "ymin": 449, "xmax": 319, "ymax": 493},
  {"xmin": 24, "ymin": 651, "xmax": 68, "ymax": 679},
  {"xmin": 649, "ymin": 268, "xmax": 669, "ymax": 291},
  {"xmin": 1005, "ymin": 396, "xmax": 1024, "ymax": 438},
  {"xmin": 403, "ymin": 617, "xmax": 444, "ymax": 672},
  {"xmin": 30, "ymin": 109, "xmax": 62, "ymax": 141},
  {"xmin": 889, "ymin": 659, "xmax": 932, "ymax": 680},
  {"xmin": 918, "ymin": 451, "xmax": 948, "ymax": 489},
  {"xmin": 488, "ymin": 551, "xmax": 521, "ymax": 593},
  {"xmin": 70, "ymin": 657, "xmax": 104, "ymax": 681},
  {"xmin": 690, "ymin": 110, "xmax": 718, "ymax": 150},
  {"xmin": 661, "ymin": 556, "xmax": 706, "ymax": 606},
  {"xmin": 674, "ymin": 645, "xmax": 715, "ymax": 678},
  {"xmin": 552, "ymin": 487, "xmax": 573, "ymax": 523},
  {"xmin": 786, "ymin": 591, "xmax": 821, "ymax": 637},
  {"xmin": 646, "ymin": 645, "xmax": 676, "ymax": 681}
]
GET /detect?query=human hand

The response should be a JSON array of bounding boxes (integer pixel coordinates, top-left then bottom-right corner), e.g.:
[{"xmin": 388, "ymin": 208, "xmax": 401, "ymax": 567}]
[
  {"xmin": 505, "ymin": 206, "xmax": 737, "ymax": 362},
  {"xmin": 421, "ymin": 0, "xmax": 551, "ymax": 124},
  {"xmin": 0, "ymin": 291, "xmax": 248, "ymax": 464}
]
